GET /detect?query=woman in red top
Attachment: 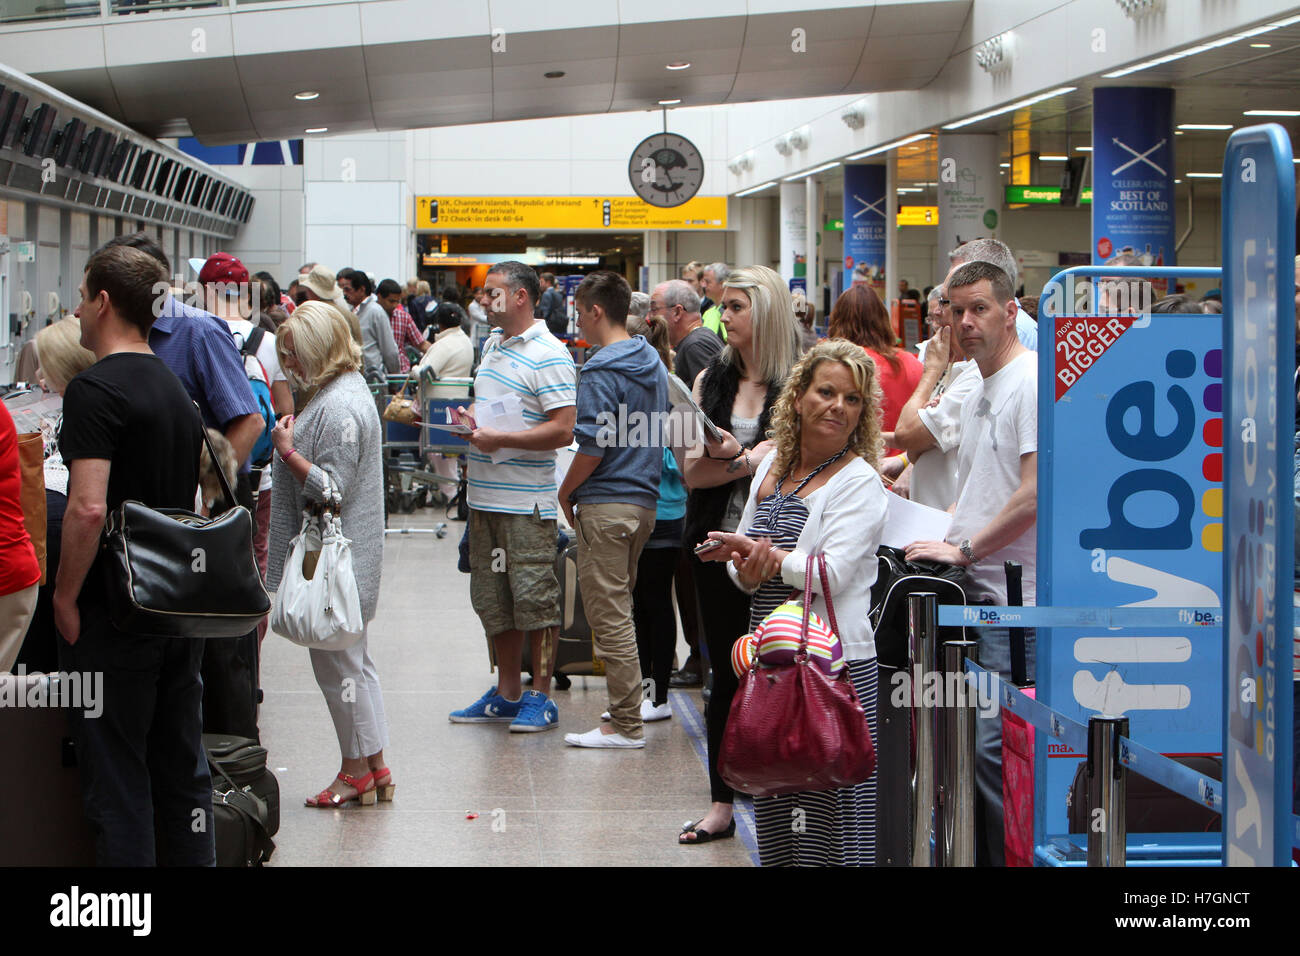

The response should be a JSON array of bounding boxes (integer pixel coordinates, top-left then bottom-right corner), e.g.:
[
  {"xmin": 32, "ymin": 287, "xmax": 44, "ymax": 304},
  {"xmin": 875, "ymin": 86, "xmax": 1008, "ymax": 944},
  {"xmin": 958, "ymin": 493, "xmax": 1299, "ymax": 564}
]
[
  {"xmin": 828, "ymin": 285, "xmax": 922, "ymax": 456},
  {"xmin": 0, "ymin": 401, "xmax": 41, "ymax": 671}
]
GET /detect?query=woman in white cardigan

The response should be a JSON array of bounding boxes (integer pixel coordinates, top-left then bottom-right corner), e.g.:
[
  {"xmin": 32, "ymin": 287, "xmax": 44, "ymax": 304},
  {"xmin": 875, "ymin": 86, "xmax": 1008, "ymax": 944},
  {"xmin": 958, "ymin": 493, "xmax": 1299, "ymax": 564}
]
[{"xmin": 698, "ymin": 339, "xmax": 889, "ymax": 865}]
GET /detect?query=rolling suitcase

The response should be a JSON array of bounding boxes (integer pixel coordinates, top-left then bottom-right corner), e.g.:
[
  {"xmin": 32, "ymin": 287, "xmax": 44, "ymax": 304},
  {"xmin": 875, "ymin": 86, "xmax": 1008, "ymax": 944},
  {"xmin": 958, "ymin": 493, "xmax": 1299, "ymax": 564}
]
[
  {"xmin": 204, "ymin": 733, "xmax": 277, "ymax": 866},
  {"xmin": 1000, "ymin": 561, "xmax": 1037, "ymax": 866},
  {"xmin": 0, "ymin": 672, "xmax": 97, "ymax": 865},
  {"xmin": 1067, "ymin": 754, "xmax": 1222, "ymax": 834},
  {"xmin": 522, "ymin": 543, "xmax": 603, "ymax": 678}
]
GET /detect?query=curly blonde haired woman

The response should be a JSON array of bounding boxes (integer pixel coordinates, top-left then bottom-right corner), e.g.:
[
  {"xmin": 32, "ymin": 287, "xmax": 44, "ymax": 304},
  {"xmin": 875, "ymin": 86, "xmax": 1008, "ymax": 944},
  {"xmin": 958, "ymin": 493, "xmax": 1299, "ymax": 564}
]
[{"xmin": 698, "ymin": 339, "xmax": 890, "ymax": 865}]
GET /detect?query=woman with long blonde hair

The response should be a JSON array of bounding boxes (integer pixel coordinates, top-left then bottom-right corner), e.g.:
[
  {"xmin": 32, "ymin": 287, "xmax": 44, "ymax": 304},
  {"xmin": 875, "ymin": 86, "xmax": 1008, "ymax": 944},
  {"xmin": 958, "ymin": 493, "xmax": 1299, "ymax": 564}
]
[{"xmin": 698, "ymin": 339, "xmax": 890, "ymax": 865}]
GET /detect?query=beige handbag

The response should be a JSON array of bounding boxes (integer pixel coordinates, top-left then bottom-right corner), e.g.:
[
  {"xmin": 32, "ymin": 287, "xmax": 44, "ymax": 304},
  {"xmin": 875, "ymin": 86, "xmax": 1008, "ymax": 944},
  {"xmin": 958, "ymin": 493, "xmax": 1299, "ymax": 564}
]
[{"xmin": 382, "ymin": 375, "xmax": 420, "ymax": 425}]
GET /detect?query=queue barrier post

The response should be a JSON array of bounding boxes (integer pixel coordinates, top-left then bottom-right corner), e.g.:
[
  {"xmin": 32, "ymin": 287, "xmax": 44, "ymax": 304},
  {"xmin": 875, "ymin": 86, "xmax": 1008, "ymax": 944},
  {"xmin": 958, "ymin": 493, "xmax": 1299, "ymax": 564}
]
[
  {"xmin": 936, "ymin": 639, "xmax": 978, "ymax": 866},
  {"xmin": 1085, "ymin": 715, "xmax": 1129, "ymax": 868},
  {"xmin": 906, "ymin": 592, "xmax": 939, "ymax": 867}
]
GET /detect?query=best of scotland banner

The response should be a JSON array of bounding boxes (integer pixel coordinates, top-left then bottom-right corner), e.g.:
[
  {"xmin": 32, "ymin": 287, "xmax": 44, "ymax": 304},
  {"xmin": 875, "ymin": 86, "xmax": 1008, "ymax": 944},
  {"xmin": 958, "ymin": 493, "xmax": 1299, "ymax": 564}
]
[
  {"xmin": 1037, "ymin": 284, "xmax": 1225, "ymax": 843},
  {"xmin": 842, "ymin": 164, "xmax": 886, "ymax": 288},
  {"xmin": 1091, "ymin": 88, "xmax": 1175, "ymax": 270}
]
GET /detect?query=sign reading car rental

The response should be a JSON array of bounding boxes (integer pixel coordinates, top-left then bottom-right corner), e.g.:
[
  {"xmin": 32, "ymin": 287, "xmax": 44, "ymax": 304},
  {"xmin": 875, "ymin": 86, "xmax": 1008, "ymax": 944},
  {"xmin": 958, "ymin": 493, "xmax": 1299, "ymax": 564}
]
[
  {"xmin": 414, "ymin": 195, "xmax": 727, "ymax": 231},
  {"xmin": 1221, "ymin": 124, "xmax": 1295, "ymax": 867}
]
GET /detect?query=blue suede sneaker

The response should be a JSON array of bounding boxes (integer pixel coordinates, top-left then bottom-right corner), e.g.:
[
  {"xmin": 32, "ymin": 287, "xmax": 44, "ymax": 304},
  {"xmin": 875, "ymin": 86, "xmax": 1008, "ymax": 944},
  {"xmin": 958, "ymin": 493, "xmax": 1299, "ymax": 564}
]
[
  {"xmin": 448, "ymin": 686, "xmax": 523, "ymax": 723},
  {"xmin": 509, "ymin": 690, "xmax": 559, "ymax": 733}
]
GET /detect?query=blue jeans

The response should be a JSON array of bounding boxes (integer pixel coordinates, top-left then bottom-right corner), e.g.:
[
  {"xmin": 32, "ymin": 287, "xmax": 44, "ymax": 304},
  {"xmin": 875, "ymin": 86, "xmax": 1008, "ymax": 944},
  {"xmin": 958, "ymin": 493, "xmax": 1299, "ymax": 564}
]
[{"xmin": 61, "ymin": 613, "xmax": 215, "ymax": 867}]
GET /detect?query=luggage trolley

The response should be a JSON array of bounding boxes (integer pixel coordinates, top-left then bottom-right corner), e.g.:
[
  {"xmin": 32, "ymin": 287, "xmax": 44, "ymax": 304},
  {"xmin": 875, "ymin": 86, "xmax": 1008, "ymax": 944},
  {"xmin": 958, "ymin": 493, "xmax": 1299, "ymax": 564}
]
[{"xmin": 375, "ymin": 370, "xmax": 472, "ymax": 536}]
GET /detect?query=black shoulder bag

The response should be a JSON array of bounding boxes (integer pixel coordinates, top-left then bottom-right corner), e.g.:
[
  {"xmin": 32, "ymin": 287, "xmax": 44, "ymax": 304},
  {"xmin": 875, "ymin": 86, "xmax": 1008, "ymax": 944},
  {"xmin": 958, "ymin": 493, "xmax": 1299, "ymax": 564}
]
[{"xmin": 100, "ymin": 405, "xmax": 271, "ymax": 638}]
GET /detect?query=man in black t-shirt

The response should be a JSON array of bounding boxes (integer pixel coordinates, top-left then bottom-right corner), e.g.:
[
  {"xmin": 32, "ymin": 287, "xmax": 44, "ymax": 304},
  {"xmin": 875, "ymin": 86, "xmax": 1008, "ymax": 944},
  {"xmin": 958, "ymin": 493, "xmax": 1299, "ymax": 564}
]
[
  {"xmin": 653, "ymin": 279, "xmax": 722, "ymax": 391},
  {"xmin": 54, "ymin": 245, "xmax": 214, "ymax": 866}
]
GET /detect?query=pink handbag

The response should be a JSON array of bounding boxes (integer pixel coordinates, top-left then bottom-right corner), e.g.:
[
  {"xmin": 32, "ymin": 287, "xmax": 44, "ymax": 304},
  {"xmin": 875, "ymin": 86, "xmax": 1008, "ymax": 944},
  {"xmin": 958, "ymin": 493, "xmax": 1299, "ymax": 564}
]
[{"xmin": 719, "ymin": 553, "xmax": 877, "ymax": 797}]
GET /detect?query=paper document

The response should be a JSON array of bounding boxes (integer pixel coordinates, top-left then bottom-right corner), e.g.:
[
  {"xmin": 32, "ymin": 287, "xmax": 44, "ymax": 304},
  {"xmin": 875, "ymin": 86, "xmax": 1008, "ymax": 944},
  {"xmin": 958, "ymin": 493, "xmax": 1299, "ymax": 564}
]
[
  {"xmin": 881, "ymin": 493, "xmax": 953, "ymax": 549},
  {"xmin": 665, "ymin": 374, "xmax": 723, "ymax": 444},
  {"xmin": 473, "ymin": 394, "xmax": 529, "ymax": 464}
]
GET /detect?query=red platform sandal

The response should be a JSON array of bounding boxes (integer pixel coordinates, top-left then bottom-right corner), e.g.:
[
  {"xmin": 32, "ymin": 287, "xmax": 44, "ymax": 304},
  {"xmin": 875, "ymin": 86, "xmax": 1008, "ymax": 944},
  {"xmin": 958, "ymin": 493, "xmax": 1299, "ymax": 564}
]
[
  {"xmin": 371, "ymin": 767, "xmax": 396, "ymax": 802},
  {"xmin": 306, "ymin": 771, "xmax": 376, "ymax": 808}
]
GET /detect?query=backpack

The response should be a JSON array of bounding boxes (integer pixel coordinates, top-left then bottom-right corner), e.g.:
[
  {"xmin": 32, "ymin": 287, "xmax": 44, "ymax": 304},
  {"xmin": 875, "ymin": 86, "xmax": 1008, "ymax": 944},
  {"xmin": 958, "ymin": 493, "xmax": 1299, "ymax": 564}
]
[{"xmin": 238, "ymin": 327, "xmax": 276, "ymax": 468}]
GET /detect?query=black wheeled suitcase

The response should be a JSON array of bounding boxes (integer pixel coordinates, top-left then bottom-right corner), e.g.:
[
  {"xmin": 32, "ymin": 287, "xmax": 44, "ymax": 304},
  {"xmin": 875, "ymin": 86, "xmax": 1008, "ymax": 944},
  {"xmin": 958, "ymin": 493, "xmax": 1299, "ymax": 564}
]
[
  {"xmin": 522, "ymin": 543, "xmax": 603, "ymax": 678},
  {"xmin": 0, "ymin": 672, "xmax": 97, "ymax": 865},
  {"xmin": 204, "ymin": 733, "xmax": 278, "ymax": 866}
]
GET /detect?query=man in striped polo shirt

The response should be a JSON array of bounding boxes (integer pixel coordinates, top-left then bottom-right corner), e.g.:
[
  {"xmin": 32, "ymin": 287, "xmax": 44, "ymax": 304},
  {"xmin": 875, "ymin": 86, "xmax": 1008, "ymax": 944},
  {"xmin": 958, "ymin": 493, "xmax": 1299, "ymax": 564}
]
[{"xmin": 449, "ymin": 261, "xmax": 577, "ymax": 733}]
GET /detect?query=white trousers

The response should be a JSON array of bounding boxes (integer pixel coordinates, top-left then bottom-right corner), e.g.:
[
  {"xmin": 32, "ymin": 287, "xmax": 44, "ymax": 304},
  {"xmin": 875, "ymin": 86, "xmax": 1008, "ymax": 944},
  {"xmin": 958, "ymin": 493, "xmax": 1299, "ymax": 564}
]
[{"xmin": 309, "ymin": 626, "xmax": 390, "ymax": 759}]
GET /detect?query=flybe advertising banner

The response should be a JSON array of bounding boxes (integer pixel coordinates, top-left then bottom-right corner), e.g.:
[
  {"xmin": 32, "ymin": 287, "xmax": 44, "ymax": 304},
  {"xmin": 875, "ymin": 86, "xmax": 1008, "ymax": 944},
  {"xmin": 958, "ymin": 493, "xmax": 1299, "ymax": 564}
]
[{"xmin": 1037, "ymin": 297, "xmax": 1224, "ymax": 839}]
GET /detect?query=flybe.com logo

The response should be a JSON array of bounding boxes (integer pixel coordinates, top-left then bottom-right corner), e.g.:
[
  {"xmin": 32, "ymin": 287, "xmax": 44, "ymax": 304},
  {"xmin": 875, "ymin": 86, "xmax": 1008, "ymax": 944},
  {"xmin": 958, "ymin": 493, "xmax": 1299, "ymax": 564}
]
[
  {"xmin": 961, "ymin": 607, "xmax": 1022, "ymax": 625},
  {"xmin": 1177, "ymin": 609, "xmax": 1221, "ymax": 626}
]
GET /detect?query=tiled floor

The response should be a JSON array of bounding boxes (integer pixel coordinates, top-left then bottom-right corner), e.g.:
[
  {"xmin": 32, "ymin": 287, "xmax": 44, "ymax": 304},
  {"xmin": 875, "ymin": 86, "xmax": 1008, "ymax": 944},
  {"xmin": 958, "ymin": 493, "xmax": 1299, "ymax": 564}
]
[{"xmin": 260, "ymin": 508, "xmax": 755, "ymax": 866}]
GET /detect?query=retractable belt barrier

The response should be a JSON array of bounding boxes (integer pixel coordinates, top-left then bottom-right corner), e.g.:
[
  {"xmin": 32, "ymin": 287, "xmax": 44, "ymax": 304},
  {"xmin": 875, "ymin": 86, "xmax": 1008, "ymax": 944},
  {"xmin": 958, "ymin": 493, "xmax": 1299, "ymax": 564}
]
[{"xmin": 907, "ymin": 595, "xmax": 1300, "ymax": 865}]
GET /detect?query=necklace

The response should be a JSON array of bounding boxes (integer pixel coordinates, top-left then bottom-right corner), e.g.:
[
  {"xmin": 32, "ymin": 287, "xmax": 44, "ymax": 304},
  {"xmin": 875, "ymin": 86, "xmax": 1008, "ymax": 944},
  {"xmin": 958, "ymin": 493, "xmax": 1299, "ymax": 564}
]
[{"xmin": 768, "ymin": 444, "xmax": 850, "ymax": 524}]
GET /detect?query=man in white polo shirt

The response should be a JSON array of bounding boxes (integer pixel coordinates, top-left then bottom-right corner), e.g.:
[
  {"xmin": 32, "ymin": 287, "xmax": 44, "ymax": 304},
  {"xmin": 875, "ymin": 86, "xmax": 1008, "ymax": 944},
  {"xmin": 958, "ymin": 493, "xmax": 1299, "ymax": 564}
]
[{"xmin": 449, "ymin": 261, "xmax": 577, "ymax": 733}]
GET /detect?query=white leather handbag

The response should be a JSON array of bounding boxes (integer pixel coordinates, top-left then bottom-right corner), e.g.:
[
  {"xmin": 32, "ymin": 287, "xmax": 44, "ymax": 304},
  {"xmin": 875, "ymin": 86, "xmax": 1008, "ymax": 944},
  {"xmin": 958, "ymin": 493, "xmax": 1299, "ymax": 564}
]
[{"xmin": 270, "ymin": 476, "xmax": 364, "ymax": 651}]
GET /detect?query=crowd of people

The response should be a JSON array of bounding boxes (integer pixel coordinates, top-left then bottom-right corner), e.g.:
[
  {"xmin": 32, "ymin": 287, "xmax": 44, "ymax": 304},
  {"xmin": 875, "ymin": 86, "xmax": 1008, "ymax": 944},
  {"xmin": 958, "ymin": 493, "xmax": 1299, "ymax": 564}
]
[{"xmin": 0, "ymin": 235, "xmax": 1293, "ymax": 869}]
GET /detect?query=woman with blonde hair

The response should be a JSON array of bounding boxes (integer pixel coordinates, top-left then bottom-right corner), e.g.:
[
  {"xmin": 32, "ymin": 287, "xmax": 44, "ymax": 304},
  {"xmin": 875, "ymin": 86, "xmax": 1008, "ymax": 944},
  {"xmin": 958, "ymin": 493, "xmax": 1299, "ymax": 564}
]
[
  {"xmin": 679, "ymin": 264, "xmax": 800, "ymax": 845},
  {"xmin": 698, "ymin": 338, "xmax": 890, "ymax": 865},
  {"xmin": 265, "ymin": 301, "xmax": 393, "ymax": 808}
]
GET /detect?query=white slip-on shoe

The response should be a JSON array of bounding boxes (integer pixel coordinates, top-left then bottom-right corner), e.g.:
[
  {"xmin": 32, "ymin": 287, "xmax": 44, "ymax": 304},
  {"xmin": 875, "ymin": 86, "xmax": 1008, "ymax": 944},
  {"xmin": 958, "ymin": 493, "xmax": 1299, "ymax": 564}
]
[
  {"xmin": 600, "ymin": 710, "xmax": 612, "ymax": 721},
  {"xmin": 563, "ymin": 727, "xmax": 645, "ymax": 749},
  {"xmin": 641, "ymin": 699, "xmax": 672, "ymax": 722}
]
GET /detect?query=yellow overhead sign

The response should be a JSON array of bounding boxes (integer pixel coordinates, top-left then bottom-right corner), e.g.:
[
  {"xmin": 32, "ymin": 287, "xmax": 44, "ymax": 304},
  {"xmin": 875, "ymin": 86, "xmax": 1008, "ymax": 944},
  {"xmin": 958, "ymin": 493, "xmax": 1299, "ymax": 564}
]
[
  {"xmin": 415, "ymin": 195, "xmax": 727, "ymax": 231},
  {"xmin": 897, "ymin": 205, "xmax": 939, "ymax": 226}
]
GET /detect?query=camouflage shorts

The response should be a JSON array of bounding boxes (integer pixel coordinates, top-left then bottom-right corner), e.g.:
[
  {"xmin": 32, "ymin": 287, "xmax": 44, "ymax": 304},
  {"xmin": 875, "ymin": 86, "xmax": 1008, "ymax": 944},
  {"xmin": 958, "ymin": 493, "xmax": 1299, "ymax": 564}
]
[{"xmin": 468, "ymin": 506, "xmax": 561, "ymax": 638}]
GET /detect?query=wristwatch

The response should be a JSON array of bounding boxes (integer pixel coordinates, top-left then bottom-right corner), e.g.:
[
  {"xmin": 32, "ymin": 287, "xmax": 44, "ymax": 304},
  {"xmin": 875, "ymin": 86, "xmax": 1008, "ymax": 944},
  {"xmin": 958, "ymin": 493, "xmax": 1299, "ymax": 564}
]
[{"xmin": 959, "ymin": 539, "xmax": 977, "ymax": 564}]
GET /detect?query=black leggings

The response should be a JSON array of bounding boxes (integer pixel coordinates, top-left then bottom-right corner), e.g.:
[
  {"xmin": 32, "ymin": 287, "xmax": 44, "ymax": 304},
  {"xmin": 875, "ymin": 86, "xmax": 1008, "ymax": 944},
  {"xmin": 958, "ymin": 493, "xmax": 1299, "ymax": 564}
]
[
  {"xmin": 693, "ymin": 556, "xmax": 752, "ymax": 805},
  {"xmin": 632, "ymin": 545, "xmax": 679, "ymax": 707}
]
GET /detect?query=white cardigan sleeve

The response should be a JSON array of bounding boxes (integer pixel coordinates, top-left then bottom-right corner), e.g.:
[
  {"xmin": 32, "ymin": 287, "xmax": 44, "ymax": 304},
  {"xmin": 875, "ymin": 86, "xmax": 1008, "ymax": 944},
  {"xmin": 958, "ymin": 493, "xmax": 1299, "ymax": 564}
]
[
  {"xmin": 779, "ymin": 460, "xmax": 888, "ymax": 604},
  {"xmin": 724, "ymin": 453, "xmax": 776, "ymax": 595}
]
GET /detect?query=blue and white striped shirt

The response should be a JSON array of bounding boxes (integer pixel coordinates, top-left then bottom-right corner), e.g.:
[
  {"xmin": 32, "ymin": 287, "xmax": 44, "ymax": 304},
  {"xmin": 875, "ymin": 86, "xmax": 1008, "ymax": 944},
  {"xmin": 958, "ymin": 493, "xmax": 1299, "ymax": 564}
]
[{"xmin": 467, "ymin": 320, "xmax": 576, "ymax": 518}]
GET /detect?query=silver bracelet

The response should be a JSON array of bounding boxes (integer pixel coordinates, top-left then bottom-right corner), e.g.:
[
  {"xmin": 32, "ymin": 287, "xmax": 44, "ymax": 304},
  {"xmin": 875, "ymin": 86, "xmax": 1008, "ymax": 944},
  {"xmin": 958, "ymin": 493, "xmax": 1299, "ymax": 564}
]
[{"xmin": 744, "ymin": 451, "xmax": 753, "ymax": 476}]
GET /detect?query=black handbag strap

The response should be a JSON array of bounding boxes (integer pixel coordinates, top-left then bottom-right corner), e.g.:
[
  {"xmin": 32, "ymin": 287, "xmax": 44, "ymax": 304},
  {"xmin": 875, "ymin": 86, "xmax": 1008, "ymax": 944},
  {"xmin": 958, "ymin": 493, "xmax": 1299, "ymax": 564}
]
[{"xmin": 193, "ymin": 401, "xmax": 237, "ymax": 509}]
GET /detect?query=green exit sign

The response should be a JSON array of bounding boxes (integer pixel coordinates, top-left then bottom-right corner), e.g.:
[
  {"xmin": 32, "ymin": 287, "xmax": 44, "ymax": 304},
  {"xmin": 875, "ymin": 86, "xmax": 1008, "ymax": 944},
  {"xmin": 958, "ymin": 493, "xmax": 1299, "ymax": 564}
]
[
  {"xmin": 1005, "ymin": 184, "xmax": 1093, "ymax": 205},
  {"xmin": 824, "ymin": 218, "xmax": 844, "ymax": 231}
]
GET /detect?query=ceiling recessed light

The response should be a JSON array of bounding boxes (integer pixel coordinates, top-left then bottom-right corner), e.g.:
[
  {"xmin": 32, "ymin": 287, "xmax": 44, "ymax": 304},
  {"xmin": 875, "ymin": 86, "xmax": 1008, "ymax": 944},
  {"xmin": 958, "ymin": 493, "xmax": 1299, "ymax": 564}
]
[
  {"xmin": 1186, "ymin": 172, "xmax": 1223, "ymax": 179},
  {"xmin": 1075, "ymin": 146, "xmax": 1092, "ymax": 151},
  {"xmin": 1244, "ymin": 109, "xmax": 1300, "ymax": 116},
  {"xmin": 1174, "ymin": 130, "xmax": 1184, "ymax": 135},
  {"xmin": 666, "ymin": 62, "xmax": 691, "ymax": 70},
  {"xmin": 305, "ymin": 127, "xmax": 328, "ymax": 134},
  {"xmin": 845, "ymin": 132, "xmax": 930, "ymax": 161},
  {"xmin": 1178, "ymin": 123, "xmax": 1234, "ymax": 131},
  {"xmin": 658, "ymin": 98, "xmax": 682, "ymax": 106},
  {"xmin": 1250, "ymin": 43, "xmax": 1272, "ymax": 48},
  {"xmin": 1039, "ymin": 155, "xmax": 1069, "ymax": 161},
  {"xmin": 544, "ymin": 70, "xmax": 566, "ymax": 79},
  {"xmin": 294, "ymin": 91, "xmax": 319, "ymax": 101},
  {"xmin": 999, "ymin": 162, "xmax": 1010, "ymax": 167}
]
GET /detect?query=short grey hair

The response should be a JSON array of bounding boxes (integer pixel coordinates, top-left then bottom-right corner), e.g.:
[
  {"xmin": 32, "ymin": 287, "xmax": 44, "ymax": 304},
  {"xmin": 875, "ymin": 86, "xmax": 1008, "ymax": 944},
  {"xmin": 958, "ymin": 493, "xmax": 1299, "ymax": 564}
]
[
  {"xmin": 485, "ymin": 260, "xmax": 540, "ymax": 306},
  {"xmin": 948, "ymin": 261, "xmax": 1014, "ymax": 304},
  {"xmin": 629, "ymin": 291, "xmax": 651, "ymax": 319},
  {"xmin": 949, "ymin": 238, "xmax": 1018, "ymax": 290},
  {"xmin": 927, "ymin": 285, "xmax": 945, "ymax": 303},
  {"xmin": 706, "ymin": 262, "xmax": 731, "ymax": 283},
  {"xmin": 660, "ymin": 279, "xmax": 700, "ymax": 314}
]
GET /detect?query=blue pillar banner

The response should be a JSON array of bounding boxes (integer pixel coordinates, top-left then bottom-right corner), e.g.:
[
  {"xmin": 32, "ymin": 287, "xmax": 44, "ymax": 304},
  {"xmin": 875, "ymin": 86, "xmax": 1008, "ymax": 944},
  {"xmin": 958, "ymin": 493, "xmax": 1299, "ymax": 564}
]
[
  {"xmin": 1221, "ymin": 124, "xmax": 1296, "ymax": 867},
  {"xmin": 1091, "ymin": 88, "xmax": 1175, "ymax": 273},
  {"xmin": 1036, "ymin": 266, "xmax": 1226, "ymax": 850},
  {"xmin": 842, "ymin": 164, "xmax": 886, "ymax": 288}
]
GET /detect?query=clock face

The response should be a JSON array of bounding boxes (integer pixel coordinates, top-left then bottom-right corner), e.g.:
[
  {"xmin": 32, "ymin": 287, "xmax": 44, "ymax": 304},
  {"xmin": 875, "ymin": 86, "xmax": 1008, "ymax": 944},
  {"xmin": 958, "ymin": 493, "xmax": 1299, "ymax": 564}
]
[{"xmin": 628, "ymin": 133, "xmax": 704, "ymax": 208}]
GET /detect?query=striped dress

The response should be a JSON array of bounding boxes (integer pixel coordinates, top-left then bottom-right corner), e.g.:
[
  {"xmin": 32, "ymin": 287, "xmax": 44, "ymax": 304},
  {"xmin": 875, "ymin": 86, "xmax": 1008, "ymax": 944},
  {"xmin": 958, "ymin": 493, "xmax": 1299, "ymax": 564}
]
[{"xmin": 745, "ymin": 472, "xmax": 879, "ymax": 867}]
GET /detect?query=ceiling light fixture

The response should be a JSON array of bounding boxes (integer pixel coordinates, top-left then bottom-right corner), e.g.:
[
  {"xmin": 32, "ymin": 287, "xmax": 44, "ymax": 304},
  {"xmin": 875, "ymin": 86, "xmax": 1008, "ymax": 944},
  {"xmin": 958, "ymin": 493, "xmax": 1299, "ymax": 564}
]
[
  {"xmin": 1250, "ymin": 43, "xmax": 1272, "ymax": 48},
  {"xmin": 999, "ymin": 162, "xmax": 1011, "ymax": 167},
  {"xmin": 896, "ymin": 187, "xmax": 923, "ymax": 193},
  {"xmin": 666, "ymin": 62, "xmax": 691, "ymax": 70},
  {"xmin": 305, "ymin": 127, "xmax": 328, "ymax": 134},
  {"xmin": 1039, "ymin": 155, "xmax": 1069, "ymax": 161},
  {"xmin": 1186, "ymin": 172, "xmax": 1223, "ymax": 179},
  {"xmin": 1244, "ymin": 109, "xmax": 1300, "ymax": 116},
  {"xmin": 1076, "ymin": 146, "xmax": 1093, "ymax": 151},
  {"xmin": 294, "ymin": 91, "xmax": 319, "ymax": 101},
  {"xmin": 658, "ymin": 98, "xmax": 682, "ymax": 106},
  {"xmin": 942, "ymin": 87, "xmax": 1076, "ymax": 130},
  {"xmin": 1103, "ymin": 15, "xmax": 1300, "ymax": 78},
  {"xmin": 783, "ymin": 161, "xmax": 841, "ymax": 182},
  {"xmin": 846, "ymin": 132, "xmax": 930, "ymax": 160},
  {"xmin": 736, "ymin": 180, "xmax": 778, "ymax": 197},
  {"xmin": 1177, "ymin": 123, "xmax": 1234, "ymax": 130}
]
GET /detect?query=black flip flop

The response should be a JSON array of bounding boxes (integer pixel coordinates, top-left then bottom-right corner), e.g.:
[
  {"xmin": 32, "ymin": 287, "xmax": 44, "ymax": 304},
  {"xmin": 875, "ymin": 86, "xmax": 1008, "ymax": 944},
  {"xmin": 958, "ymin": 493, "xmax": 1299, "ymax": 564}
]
[{"xmin": 679, "ymin": 818, "xmax": 737, "ymax": 845}]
